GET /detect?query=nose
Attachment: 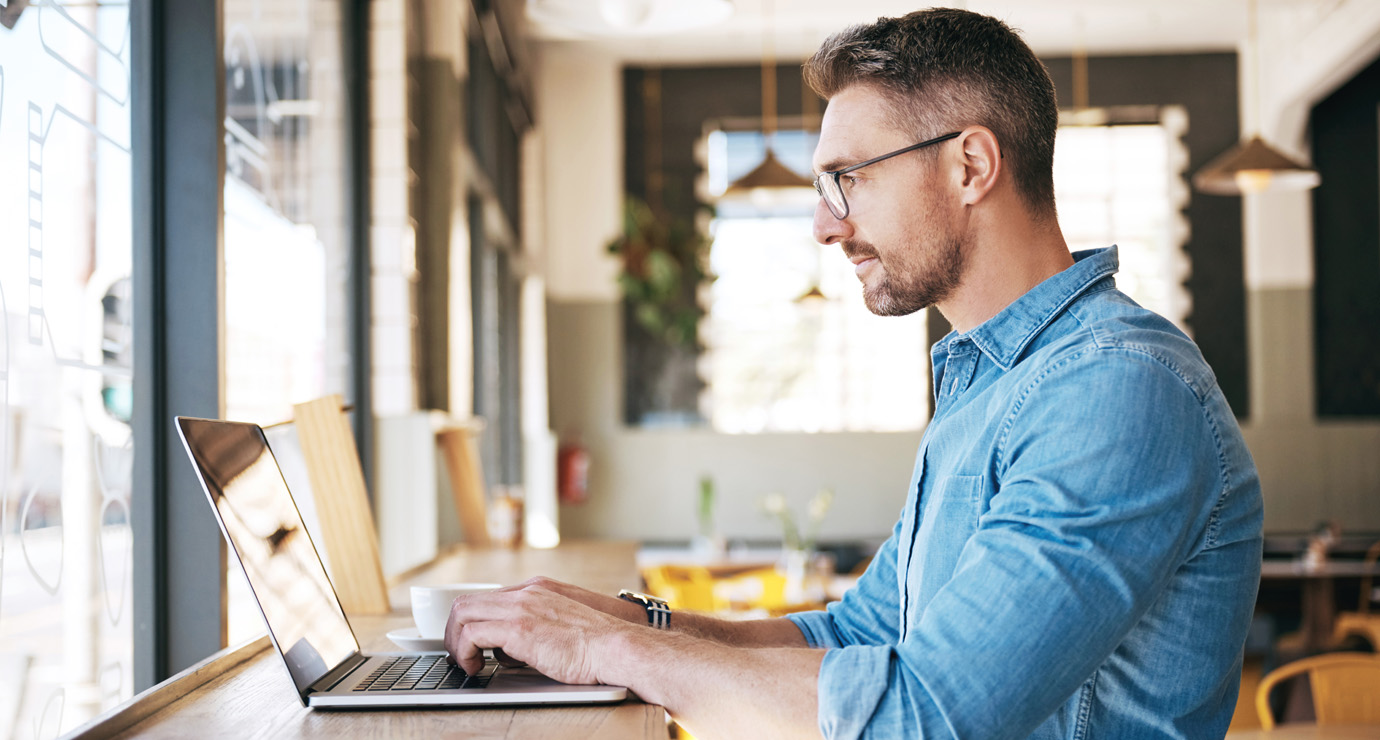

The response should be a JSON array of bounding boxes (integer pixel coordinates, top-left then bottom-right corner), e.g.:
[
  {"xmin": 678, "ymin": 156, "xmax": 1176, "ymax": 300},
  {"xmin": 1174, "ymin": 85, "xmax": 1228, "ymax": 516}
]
[{"xmin": 812, "ymin": 199, "xmax": 853, "ymax": 245}]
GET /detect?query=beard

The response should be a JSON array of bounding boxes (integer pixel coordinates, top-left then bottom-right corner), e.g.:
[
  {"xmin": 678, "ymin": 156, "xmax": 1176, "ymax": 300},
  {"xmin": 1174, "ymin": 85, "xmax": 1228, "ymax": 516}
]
[{"xmin": 845, "ymin": 227, "xmax": 966, "ymax": 317}]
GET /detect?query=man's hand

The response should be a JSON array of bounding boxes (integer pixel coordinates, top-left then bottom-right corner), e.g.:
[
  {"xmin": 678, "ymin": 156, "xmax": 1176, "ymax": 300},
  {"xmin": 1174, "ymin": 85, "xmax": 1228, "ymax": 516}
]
[
  {"xmin": 442, "ymin": 578, "xmax": 636, "ymax": 683},
  {"xmin": 443, "ymin": 576, "xmax": 825, "ymax": 739},
  {"xmin": 499, "ymin": 576, "xmax": 649, "ymax": 625}
]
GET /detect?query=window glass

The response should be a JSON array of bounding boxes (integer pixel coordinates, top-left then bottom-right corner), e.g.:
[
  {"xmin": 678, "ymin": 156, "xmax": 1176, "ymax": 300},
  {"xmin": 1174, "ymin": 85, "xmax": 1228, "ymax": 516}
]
[
  {"xmin": 704, "ymin": 129, "xmax": 930, "ymax": 434},
  {"xmin": 222, "ymin": 0, "xmax": 351, "ymax": 646},
  {"xmin": 223, "ymin": 0, "xmax": 351, "ymax": 427},
  {"xmin": 1054, "ymin": 112, "xmax": 1191, "ymax": 331},
  {"xmin": 0, "ymin": 1, "xmax": 136, "ymax": 732}
]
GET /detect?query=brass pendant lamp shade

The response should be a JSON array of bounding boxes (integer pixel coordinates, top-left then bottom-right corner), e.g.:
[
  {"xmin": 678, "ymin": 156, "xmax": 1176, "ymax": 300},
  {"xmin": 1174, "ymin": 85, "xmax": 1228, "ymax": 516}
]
[
  {"xmin": 1194, "ymin": 0, "xmax": 1320, "ymax": 196},
  {"xmin": 724, "ymin": 148, "xmax": 813, "ymax": 194},
  {"xmin": 721, "ymin": 0, "xmax": 814, "ymax": 200},
  {"xmin": 1192, "ymin": 135, "xmax": 1321, "ymax": 195}
]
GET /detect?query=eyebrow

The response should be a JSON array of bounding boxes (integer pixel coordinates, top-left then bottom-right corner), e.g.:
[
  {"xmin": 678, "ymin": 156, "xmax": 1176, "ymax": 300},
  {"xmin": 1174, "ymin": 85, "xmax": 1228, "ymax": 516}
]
[{"xmin": 813, "ymin": 154, "xmax": 860, "ymax": 176}]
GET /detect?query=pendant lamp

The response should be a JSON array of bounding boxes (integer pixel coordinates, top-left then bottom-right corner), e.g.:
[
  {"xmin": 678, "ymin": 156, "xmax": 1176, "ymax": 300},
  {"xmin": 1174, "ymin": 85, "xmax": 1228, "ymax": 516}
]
[
  {"xmin": 1193, "ymin": 0, "xmax": 1319, "ymax": 195},
  {"xmin": 721, "ymin": 0, "xmax": 815, "ymax": 203}
]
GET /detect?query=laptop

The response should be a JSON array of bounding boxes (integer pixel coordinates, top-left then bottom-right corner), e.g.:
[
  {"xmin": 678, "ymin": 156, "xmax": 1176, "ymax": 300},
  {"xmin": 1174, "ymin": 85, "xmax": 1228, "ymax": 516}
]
[{"xmin": 175, "ymin": 415, "xmax": 628, "ymax": 708}]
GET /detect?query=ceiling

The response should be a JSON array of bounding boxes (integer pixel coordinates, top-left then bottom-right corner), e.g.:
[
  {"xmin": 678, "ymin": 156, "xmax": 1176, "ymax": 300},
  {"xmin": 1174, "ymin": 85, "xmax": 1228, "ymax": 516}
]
[{"xmin": 523, "ymin": 0, "xmax": 1338, "ymax": 65}]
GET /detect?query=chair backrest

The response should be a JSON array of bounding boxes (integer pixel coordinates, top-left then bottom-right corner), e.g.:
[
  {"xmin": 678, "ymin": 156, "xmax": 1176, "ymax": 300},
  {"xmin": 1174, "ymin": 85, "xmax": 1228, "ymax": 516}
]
[
  {"xmin": 1358, "ymin": 540, "xmax": 1380, "ymax": 615},
  {"xmin": 292, "ymin": 395, "xmax": 391, "ymax": 615},
  {"xmin": 436, "ymin": 424, "xmax": 492, "ymax": 548},
  {"xmin": 1255, "ymin": 652, "xmax": 1380, "ymax": 729},
  {"xmin": 1333, "ymin": 540, "xmax": 1380, "ymax": 651}
]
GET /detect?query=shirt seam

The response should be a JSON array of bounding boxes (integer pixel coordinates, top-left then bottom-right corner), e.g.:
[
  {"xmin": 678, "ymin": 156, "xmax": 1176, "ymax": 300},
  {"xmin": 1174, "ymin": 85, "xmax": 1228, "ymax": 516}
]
[
  {"xmin": 1073, "ymin": 670, "xmax": 1098, "ymax": 740},
  {"xmin": 994, "ymin": 340, "xmax": 1214, "ymax": 486},
  {"xmin": 970, "ymin": 265, "xmax": 1118, "ymax": 371},
  {"xmin": 1198, "ymin": 390, "xmax": 1233, "ymax": 551}
]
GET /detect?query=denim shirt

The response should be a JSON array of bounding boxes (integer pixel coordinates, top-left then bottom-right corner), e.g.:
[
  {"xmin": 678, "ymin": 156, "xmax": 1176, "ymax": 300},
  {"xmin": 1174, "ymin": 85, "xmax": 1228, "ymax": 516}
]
[{"xmin": 788, "ymin": 248, "xmax": 1263, "ymax": 740}]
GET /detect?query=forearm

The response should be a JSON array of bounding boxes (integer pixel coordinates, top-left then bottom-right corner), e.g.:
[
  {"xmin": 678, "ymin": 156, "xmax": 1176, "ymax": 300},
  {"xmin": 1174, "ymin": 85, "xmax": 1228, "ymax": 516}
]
[
  {"xmin": 510, "ymin": 577, "xmax": 805, "ymax": 646},
  {"xmin": 669, "ymin": 609, "xmax": 811, "ymax": 647},
  {"xmin": 602, "ymin": 628, "xmax": 824, "ymax": 740},
  {"xmin": 539, "ymin": 575, "xmax": 810, "ymax": 648}
]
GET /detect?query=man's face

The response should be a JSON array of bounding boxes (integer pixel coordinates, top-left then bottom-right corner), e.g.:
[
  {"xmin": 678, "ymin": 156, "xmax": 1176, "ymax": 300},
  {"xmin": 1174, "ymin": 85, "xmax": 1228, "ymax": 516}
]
[{"xmin": 811, "ymin": 85, "xmax": 966, "ymax": 317}]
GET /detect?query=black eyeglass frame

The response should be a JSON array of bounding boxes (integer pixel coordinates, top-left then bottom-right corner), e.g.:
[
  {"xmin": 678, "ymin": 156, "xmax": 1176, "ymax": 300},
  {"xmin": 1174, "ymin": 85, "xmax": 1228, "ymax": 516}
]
[{"xmin": 813, "ymin": 131, "xmax": 962, "ymax": 220}]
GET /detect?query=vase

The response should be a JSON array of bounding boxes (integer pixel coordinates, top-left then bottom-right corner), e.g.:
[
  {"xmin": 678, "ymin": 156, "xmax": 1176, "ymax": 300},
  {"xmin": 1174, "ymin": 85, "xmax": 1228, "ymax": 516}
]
[{"xmin": 781, "ymin": 548, "xmax": 813, "ymax": 605}]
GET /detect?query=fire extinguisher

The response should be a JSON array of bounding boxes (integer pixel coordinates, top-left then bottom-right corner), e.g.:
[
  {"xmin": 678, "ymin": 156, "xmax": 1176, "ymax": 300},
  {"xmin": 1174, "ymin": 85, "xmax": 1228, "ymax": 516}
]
[{"xmin": 558, "ymin": 435, "xmax": 590, "ymax": 505}]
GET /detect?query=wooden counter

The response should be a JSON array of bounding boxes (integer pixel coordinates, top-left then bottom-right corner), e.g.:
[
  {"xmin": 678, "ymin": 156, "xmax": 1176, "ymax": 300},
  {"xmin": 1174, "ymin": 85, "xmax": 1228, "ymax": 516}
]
[{"xmin": 65, "ymin": 541, "xmax": 669, "ymax": 740}]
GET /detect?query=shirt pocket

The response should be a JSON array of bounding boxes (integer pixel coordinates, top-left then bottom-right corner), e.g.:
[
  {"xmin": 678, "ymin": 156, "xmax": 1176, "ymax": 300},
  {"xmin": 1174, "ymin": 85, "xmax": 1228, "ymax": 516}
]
[
  {"xmin": 907, "ymin": 474, "xmax": 986, "ymax": 629},
  {"xmin": 934, "ymin": 474, "xmax": 983, "ymax": 543}
]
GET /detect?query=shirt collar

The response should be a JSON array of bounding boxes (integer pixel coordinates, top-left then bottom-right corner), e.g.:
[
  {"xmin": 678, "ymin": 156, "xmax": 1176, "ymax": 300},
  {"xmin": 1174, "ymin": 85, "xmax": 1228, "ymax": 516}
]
[{"xmin": 958, "ymin": 246, "xmax": 1120, "ymax": 371}]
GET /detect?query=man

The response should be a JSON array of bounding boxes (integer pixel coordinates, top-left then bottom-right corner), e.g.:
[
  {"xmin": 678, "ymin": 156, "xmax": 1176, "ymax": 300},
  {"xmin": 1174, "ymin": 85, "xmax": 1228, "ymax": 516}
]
[{"xmin": 445, "ymin": 9, "xmax": 1263, "ymax": 739}]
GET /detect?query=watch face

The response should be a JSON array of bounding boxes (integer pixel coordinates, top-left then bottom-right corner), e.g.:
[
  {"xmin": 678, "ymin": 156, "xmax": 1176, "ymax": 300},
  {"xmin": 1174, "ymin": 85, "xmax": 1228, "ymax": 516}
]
[{"xmin": 620, "ymin": 589, "xmax": 665, "ymax": 606}]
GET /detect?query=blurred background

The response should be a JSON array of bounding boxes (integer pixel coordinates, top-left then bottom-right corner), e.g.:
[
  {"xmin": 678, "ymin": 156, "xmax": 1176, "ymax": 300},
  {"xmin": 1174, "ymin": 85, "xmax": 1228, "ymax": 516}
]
[{"xmin": 0, "ymin": 0, "xmax": 1378, "ymax": 736}]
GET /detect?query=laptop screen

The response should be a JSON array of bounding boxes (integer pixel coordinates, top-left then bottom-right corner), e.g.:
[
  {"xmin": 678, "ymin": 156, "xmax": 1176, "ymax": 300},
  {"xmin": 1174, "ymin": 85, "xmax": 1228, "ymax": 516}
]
[{"xmin": 177, "ymin": 417, "xmax": 360, "ymax": 696}]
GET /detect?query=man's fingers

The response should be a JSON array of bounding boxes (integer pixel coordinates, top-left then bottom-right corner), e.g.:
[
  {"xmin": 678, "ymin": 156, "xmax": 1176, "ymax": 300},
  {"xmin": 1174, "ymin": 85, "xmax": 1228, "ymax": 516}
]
[{"xmin": 447, "ymin": 629, "xmax": 487, "ymax": 676}]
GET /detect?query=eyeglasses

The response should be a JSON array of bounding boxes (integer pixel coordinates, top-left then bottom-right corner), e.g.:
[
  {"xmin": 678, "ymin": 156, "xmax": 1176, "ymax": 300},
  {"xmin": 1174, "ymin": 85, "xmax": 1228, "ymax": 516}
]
[{"xmin": 813, "ymin": 131, "xmax": 962, "ymax": 220}]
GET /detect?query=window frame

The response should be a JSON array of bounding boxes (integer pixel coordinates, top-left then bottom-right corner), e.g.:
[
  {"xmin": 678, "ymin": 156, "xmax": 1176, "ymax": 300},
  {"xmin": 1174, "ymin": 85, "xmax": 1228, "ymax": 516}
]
[{"xmin": 130, "ymin": 0, "xmax": 372, "ymax": 689}]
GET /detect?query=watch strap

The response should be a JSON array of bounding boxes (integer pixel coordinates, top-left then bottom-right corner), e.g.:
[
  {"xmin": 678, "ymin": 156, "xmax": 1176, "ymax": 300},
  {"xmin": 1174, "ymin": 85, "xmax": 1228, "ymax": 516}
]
[{"xmin": 619, "ymin": 589, "xmax": 672, "ymax": 629}]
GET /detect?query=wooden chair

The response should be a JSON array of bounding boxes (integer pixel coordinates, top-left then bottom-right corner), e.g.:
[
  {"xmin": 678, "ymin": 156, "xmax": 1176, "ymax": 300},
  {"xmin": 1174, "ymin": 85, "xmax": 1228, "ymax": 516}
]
[
  {"xmin": 1255, "ymin": 652, "xmax": 1380, "ymax": 729},
  {"xmin": 291, "ymin": 395, "xmax": 390, "ymax": 615},
  {"xmin": 436, "ymin": 422, "xmax": 492, "ymax": 548},
  {"xmin": 1333, "ymin": 540, "xmax": 1380, "ymax": 650}
]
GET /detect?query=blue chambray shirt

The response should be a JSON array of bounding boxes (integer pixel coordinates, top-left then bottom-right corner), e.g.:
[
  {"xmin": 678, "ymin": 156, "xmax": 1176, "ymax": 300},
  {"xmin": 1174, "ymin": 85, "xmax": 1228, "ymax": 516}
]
[{"xmin": 788, "ymin": 247, "xmax": 1263, "ymax": 739}]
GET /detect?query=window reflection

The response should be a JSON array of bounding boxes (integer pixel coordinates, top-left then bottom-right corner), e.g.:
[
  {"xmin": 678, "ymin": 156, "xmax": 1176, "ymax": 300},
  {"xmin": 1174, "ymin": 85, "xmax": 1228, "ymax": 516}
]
[
  {"xmin": 0, "ymin": 1, "xmax": 135, "ymax": 734},
  {"xmin": 181, "ymin": 419, "xmax": 357, "ymax": 692}
]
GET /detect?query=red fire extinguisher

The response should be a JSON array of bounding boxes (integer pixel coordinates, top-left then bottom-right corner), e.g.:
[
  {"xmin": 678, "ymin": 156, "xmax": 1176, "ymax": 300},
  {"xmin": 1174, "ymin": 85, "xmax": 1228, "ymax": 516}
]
[{"xmin": 558, "ymin": 436, "xmax": 590, "ymax": 505}]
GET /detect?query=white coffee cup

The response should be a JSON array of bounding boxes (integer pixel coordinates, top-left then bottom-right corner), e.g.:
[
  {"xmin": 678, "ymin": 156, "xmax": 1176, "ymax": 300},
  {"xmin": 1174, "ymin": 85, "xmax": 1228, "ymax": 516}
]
[{"xmin": 410, "ymin": 583, "xmax": 502, "ymax": 639}]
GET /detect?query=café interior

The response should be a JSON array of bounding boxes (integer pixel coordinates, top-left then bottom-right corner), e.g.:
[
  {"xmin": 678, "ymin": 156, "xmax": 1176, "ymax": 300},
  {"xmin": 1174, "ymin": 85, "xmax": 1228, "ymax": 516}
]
[{"xmin": 1, "ymin": 0, "xmax": 1379, "ymax": 737}]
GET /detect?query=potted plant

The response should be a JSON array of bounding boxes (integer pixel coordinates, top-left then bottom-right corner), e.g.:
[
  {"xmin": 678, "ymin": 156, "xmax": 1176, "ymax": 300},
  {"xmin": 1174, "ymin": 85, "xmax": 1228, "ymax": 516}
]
[{"xmin": 606, "ymin": 197, "xmax": 712, "ymax": 348}]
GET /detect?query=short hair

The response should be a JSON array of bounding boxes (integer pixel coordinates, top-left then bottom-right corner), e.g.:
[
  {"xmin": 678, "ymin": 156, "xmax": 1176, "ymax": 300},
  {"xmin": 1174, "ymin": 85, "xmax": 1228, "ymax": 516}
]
[{"xmin": 804, "ymin": 8, "xmax": 1058, "ymax": 217}]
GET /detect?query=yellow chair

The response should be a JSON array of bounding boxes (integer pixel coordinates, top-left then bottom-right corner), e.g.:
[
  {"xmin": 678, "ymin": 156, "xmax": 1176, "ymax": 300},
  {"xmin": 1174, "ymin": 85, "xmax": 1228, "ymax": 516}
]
[
  {"xmin": 1333, "ymin": 540, "xmax": 1380, "ymax": 650},
  {"xmin": 711, "ymin": 567, "xmax": 787, "ymax": 610},
  {"xmin": 642, "ymin": 565, "xmax": 719, "ymax": 612},
  {"xmin": 1255, "ymin": 652, "xmax": 1380, "ymax": 729}
]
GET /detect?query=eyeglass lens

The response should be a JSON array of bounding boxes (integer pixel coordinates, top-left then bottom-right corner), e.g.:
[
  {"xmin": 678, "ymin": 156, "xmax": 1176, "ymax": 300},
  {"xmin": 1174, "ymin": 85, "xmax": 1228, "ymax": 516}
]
[{"xmin": 815, "ymin": 174, "xmax": 848, "ymax": 219}]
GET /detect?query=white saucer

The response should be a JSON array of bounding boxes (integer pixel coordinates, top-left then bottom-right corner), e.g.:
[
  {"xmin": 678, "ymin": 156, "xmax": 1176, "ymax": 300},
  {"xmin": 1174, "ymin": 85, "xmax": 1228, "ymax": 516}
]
[{"xmin": 386, "ymin": 627, "xmax": 445, "ymax": 652}]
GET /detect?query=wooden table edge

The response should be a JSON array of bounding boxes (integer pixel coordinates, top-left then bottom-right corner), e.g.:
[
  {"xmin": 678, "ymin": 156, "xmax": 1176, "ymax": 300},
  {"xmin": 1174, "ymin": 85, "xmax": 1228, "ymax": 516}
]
[{"xmin": 61, "ymin": 634, "xmax": 273, "ymax": 740}]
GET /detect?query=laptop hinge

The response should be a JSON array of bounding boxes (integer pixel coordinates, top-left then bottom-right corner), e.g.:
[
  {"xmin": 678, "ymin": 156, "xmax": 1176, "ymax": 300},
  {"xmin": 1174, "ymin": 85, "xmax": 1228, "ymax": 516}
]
[{"xmin": 312, "ymin": 652, "xmax": 371, "ymax": 695}]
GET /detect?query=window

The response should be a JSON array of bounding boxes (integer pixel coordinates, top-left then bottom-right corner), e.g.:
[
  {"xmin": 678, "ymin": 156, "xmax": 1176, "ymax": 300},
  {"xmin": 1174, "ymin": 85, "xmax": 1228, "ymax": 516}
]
[
  {"xmin": 1054, "ymin": 107, "xmax": 1191, "ymax": 332},
  {"xmin": 0, "ymin": 1, "xmax": 137, "ymax": 731},
  {"xmin": 703, "ymin": 129, "xmax": 930, "ymax": 434},
  {"xmin": 222, "ymin": 0, "xmax": 353, "ymax": 646},
  {"xmin": 223, "ymin": 0, "xmax": 353, "ymax": 426}
]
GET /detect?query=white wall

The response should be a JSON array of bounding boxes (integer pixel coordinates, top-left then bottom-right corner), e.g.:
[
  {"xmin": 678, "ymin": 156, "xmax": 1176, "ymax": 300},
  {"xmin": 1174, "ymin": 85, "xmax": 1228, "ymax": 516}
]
[{"xmin": 534, "ymin": 43, "xmax": 624, "ymax": 302}]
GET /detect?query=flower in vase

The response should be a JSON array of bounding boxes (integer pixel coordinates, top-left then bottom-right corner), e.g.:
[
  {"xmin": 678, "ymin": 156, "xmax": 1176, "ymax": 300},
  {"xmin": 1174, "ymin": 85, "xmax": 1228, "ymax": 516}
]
[{"xmin": 761, "ymin": 488, "xmax": 834, "ymax": 553}]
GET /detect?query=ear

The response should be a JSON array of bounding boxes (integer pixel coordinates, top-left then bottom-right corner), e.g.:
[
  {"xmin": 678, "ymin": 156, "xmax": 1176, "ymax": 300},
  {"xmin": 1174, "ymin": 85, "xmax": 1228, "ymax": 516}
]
[{"xmin": 954, "ymin": 126, "xmax": 1001, "ymax": 206}]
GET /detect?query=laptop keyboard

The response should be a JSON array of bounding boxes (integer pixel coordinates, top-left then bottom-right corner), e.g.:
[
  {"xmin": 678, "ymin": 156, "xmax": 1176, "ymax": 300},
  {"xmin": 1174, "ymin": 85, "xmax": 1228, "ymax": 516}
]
[{"xmin": 352, "ymin": 655, "xmax": 494, "ymax": 692}]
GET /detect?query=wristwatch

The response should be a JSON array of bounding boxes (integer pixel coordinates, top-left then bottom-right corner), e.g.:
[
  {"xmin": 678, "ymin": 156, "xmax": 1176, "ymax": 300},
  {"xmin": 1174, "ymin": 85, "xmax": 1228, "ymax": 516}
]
[{"xmin": 618, "ymin": 589, "xmax": 672, "ymax": 629}]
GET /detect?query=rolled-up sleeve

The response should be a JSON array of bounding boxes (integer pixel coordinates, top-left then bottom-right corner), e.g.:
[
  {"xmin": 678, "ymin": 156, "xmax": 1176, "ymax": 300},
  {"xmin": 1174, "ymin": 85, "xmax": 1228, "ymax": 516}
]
[
  {"xmin": 788, "ymin": 519, "xmax": 904, "ymax": 649},
  {"xmin": 805, "ymin": 348, "xmax": 1226, "ymax": 739}
]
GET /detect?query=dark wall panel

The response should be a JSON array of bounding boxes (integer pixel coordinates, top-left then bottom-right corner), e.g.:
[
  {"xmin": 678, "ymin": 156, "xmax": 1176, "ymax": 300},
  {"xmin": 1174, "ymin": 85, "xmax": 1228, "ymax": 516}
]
[{"xmin": 1311, "ymin": 53, "xmax": 1380, "ymax": 417}]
